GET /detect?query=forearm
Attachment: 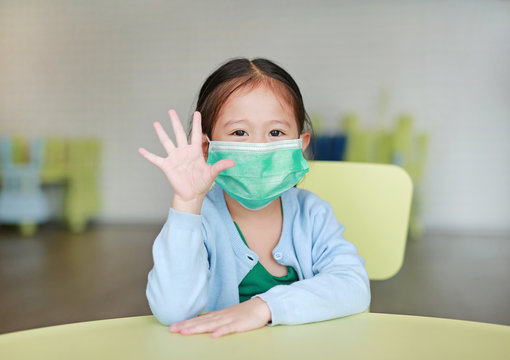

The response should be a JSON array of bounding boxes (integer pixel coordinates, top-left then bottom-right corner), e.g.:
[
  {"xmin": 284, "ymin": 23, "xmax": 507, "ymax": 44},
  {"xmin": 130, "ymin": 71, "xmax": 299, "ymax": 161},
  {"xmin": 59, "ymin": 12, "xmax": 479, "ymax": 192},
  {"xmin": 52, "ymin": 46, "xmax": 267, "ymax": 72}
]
[
  {"xmin": 256, "ymin": 266, "xmax": 370, "ymax": 325},
  {"xmin": 146, "ymin": 208, "xmax": 210, "ymax": 325}
]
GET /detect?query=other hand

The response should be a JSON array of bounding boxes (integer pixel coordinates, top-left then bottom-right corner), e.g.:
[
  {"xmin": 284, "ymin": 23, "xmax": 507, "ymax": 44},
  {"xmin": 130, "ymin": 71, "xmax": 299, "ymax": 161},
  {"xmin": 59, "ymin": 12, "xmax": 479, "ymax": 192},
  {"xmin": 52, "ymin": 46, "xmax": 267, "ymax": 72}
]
[{"xmin": 169, "ymin": 297, "xmax": 272, "ymax": 338}]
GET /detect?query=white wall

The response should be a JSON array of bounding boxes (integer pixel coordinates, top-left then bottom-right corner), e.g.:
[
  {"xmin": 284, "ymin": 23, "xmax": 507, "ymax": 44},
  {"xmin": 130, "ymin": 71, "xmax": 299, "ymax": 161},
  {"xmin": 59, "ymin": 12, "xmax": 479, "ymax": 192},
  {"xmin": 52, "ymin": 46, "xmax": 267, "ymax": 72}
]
[{"xmin": 1, "ymin": 0, "xmax": 509, "ymax": 232}]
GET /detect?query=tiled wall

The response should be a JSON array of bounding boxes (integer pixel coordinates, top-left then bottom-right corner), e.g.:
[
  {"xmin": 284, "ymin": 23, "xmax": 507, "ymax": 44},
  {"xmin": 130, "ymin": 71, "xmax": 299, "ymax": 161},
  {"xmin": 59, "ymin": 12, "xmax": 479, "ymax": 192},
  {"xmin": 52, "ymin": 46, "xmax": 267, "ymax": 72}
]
[{"xmin": 1, "ymin": 0, "xmax": 509, "ymax": 231}]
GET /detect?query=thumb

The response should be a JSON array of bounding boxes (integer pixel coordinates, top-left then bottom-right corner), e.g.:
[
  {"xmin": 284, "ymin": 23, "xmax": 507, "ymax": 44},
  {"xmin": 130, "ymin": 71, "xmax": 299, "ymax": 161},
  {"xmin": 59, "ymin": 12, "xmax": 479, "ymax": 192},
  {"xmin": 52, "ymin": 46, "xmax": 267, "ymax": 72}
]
[{"xmin": 210, "ymin": 159, "xmax": 235, "ymax": 178}]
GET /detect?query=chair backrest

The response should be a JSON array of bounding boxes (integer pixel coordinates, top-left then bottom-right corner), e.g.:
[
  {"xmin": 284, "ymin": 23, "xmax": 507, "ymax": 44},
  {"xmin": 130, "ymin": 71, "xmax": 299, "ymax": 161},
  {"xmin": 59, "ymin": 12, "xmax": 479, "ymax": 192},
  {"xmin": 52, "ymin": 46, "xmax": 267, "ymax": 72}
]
[{"xmin": 298, "ymin": 161, "xmax": 413, "ymax": 280}]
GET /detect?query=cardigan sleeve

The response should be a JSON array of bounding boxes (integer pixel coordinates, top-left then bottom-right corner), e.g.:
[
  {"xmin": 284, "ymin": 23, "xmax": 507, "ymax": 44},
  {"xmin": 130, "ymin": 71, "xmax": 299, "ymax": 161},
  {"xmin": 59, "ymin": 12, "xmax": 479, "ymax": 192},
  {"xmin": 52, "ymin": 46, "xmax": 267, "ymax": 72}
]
[
  {"xmin": 255, "ymin": 200, "xmax": 371, "ymax": 325},
  {"xmin": 146, "ymin": 208, "xmax": 210, "ymax": 325}
]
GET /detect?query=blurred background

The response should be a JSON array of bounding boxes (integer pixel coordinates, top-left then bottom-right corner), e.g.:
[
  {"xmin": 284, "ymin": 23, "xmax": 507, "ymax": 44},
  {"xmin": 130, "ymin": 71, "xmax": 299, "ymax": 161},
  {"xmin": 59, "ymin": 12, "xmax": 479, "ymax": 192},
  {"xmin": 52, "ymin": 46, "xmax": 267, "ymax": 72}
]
[{"xmin": 1, "ymin": 0, "xmax": 509, "ymax": 333}]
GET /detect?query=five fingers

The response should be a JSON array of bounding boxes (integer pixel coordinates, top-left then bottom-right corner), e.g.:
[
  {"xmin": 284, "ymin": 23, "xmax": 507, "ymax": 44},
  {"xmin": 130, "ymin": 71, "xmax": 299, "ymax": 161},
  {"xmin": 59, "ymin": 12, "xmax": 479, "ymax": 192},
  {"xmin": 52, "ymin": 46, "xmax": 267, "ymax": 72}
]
[
  {"xmin": 140, "ymin": 110, "xmax": 206, "ymax": 158},
  {"xmin": 138, "ymin": 109, "xmax": 200, "ymax": 166},
  {"xmin": 138, "ymin": 109, "xmax": 235, "ymax": 189},
  {"xmin": 170, "ymin": 314, "xmax": 236, "ymax": 338}
]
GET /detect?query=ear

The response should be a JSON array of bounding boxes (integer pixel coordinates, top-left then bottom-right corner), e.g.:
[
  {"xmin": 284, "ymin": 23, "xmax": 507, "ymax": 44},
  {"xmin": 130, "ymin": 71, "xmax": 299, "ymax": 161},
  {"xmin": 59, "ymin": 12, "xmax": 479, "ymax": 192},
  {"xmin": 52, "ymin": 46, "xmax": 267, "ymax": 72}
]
[
  {"xmin": 300, "ymin": 131, "xmax": 311, "ymax": 153},
  {"xmin": 202, "ymin": 134, "xmax": 209, "ymax": 161}
]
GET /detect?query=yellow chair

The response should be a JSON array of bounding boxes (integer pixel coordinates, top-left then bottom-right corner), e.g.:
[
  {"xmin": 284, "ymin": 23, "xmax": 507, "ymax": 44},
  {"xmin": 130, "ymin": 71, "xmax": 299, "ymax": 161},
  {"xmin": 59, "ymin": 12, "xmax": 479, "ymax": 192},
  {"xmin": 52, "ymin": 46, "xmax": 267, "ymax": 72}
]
[
  {"xmin": 65, "ymin": 139, "xmax": 101, "ymax": 232},
  {"xmin": 298, "ymin": 161, "xmax": 413, "ymax": 280}
]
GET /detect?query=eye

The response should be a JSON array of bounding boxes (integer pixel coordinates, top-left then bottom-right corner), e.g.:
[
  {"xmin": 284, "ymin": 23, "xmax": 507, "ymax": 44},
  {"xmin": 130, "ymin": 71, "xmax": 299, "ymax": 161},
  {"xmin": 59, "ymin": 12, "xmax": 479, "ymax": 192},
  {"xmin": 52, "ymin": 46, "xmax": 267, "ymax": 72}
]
[
  {"xmin": 232, "ymin": 130, "xmax": 247, "ymax": 136},
  {"xmin": 269, "ymin": 130, "xmax": 284, "ymax": 137}
]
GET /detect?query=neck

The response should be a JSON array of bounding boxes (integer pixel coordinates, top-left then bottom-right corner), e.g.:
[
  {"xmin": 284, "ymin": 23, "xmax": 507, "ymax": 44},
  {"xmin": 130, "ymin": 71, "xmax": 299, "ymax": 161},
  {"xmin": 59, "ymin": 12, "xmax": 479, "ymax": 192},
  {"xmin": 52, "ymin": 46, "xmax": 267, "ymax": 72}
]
[{"xmin": 224, "ymin": 192, "xmax": 281, "ymax": 221}]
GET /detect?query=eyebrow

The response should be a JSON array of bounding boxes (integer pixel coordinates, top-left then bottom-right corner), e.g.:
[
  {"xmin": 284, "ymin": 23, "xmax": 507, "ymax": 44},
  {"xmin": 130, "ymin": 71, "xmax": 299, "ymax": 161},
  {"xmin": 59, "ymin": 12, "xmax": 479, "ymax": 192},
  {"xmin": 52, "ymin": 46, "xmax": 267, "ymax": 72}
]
[
  {"xmin": 224, "ymin": 119, "xmax": 291, "ymax": 127},
  {"xmin": 268, "ymin": 119, "xmax": 291, "ymax": 127},
  {"xmin": 224, "ymin": 119, "xmax": 249, "ymax": 127}
]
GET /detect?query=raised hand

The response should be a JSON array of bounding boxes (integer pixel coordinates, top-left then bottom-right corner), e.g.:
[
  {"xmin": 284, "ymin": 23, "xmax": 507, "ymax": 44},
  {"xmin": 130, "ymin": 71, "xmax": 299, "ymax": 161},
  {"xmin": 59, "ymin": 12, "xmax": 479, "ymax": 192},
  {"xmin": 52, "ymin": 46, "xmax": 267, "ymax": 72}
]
[{"xmin": 138, "ymin": 110, "xmax": 235, "ymax": 214}]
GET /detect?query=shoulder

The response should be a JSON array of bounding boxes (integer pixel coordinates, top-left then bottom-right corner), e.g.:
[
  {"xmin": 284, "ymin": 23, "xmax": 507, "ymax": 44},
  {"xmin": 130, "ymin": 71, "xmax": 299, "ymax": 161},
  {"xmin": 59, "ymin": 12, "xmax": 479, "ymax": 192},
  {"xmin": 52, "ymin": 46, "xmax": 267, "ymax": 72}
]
[
  {"xmin": 284, "ymin": 187, "xmax": 341, "ymax": 236},
  {"xmin": 285, "ymin": 186, "xmax": 334, "ymax": 217}
]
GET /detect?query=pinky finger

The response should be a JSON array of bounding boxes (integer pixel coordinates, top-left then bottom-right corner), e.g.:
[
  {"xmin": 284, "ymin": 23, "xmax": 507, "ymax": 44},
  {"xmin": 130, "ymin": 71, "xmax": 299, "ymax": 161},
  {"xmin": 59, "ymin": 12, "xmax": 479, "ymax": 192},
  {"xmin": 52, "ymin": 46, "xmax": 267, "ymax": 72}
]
[{"xmin": 138, "ymin": 147, "xmax": 163, "ymax": 167}]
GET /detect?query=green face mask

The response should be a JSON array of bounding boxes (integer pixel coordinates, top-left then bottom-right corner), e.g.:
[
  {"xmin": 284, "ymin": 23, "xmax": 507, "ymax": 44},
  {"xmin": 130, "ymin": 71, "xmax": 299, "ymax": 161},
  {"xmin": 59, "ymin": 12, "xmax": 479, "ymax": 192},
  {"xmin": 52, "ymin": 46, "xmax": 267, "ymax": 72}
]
[{"xmin": 206, "ymin": 138, "xmax": 309, "ymax": 210}]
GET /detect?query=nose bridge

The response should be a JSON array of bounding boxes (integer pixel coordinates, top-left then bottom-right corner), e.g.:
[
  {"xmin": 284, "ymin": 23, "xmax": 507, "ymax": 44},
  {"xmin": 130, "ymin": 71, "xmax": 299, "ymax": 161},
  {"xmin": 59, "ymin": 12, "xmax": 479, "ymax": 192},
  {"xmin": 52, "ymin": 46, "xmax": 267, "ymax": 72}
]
[{"xmin": 252, "ymin": 128, "xmax": 268, "ymax": 143}]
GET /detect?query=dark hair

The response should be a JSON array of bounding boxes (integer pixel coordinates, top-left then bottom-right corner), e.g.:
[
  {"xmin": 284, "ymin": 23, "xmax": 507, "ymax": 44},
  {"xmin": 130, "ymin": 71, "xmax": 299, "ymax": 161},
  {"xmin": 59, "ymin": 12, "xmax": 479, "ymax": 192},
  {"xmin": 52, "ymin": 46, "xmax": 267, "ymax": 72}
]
[{"xmin": 193, "ymin": 58, "xmax": 312, "ymax": 138}]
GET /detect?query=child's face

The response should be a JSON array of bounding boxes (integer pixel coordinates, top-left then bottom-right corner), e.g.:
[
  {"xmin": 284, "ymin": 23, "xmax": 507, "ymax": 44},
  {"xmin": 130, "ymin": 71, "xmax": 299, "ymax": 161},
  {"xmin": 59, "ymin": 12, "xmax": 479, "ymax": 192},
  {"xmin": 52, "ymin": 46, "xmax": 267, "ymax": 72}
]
[{"xmin": 209, "ymin": 85, "xmax": 310, "ymax": 147}]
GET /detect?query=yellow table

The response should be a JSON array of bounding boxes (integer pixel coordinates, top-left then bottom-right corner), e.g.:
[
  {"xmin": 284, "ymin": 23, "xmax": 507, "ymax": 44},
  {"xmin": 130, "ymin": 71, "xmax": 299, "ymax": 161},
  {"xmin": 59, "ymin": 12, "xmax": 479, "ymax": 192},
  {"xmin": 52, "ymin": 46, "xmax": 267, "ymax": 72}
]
[{"xmin": 1, "ymin": 313, "xmax": 509, "ymax": 359}]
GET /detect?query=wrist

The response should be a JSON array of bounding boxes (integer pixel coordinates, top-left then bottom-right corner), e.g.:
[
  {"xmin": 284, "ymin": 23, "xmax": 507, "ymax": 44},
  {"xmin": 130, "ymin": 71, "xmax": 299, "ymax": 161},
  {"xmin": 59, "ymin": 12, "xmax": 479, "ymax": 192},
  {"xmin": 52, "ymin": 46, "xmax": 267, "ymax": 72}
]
[
  {"xmin": 252, "ymin": 297, "xmax": 272, "ymax": 324},
  {"xmin": 172, "ymin": 195, "xmax": 205, "ymax": 214}
]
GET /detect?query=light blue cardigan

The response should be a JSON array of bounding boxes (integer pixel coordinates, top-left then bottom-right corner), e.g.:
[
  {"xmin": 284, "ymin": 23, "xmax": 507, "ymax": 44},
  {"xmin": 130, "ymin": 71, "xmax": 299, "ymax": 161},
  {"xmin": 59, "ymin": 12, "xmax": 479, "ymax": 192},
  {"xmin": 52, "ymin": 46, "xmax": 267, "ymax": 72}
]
[{"xmin": 146, "ymin": 184, "xmax": 371, "ymax": 326}]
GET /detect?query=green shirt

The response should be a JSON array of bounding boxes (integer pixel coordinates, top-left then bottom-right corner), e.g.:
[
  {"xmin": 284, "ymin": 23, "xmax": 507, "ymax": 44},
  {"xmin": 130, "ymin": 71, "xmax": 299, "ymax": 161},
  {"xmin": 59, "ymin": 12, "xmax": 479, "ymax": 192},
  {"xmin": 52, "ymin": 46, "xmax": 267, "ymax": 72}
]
[{"xmin": 234, "ymin": 222, "xmax": 299, "ymax": 303}]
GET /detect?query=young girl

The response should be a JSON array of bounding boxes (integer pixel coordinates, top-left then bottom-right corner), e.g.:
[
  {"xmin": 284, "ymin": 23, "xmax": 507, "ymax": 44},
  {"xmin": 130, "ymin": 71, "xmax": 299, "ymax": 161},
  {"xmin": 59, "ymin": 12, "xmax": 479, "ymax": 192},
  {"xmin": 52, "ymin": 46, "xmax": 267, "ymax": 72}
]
[{"xmin": 138, "ymin": 58, "xmax": 370, "ymax": 338}]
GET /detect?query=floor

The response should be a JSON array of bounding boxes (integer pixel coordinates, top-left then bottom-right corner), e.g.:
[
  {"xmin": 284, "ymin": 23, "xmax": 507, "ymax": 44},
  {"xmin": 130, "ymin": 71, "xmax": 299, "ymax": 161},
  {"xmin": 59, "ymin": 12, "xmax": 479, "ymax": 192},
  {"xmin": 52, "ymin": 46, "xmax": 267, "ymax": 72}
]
[
  {"xmin": 370, "ymin": 231, "xmax": 510, "ymax": 325},
  {"xmin": 0, "ymin": 224, "xmax": 509, "ymax": 334}
]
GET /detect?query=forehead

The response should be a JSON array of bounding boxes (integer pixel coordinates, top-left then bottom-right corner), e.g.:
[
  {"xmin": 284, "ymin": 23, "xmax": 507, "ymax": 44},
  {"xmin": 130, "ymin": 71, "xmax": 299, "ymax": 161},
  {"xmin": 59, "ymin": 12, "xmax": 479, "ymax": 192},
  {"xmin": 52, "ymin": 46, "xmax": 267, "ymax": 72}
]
[{"xmin": 217, "ymin": 83, "xmax": 295, "ymax": 122}]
